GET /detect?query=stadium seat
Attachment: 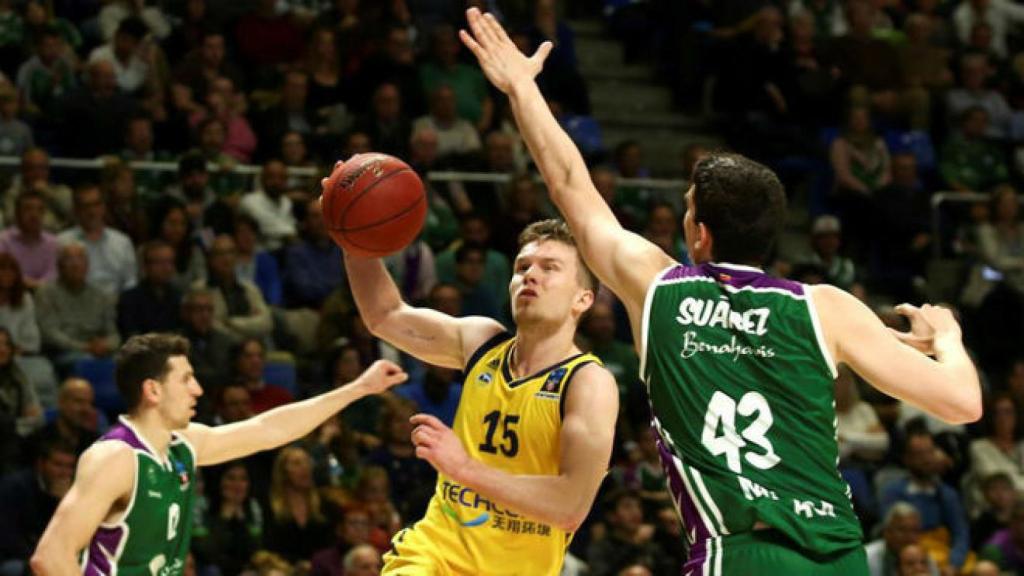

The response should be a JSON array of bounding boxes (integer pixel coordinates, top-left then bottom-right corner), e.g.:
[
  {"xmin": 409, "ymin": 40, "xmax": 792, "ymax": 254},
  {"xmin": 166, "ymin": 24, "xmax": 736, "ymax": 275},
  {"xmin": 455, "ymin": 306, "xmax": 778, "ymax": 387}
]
[
  {"xmin": 72, "ymin": 358, "xmax": 123, "ymax": 416},
  {"xmin": 263, "ymin": 360, "xmax": 298, "ymax": 398}
]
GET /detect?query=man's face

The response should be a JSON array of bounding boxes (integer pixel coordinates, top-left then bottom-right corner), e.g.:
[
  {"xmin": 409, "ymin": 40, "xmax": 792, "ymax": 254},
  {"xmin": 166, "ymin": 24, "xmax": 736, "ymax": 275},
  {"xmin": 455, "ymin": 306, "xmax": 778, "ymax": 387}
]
[
  {"xmin": 904, "ymin": 434, "xmax": 937, "ymax": 479},
  {"xmin": 428, "ymin": 285, "xmax": 462, "ymax": 317},
  {"xmin": 15, "ymin": 197, "xmax": 44, "ymax": 235},
  {"xmin": 183, "ymin": 294, "xmax": 214, "ymax": 333},
  {"xmin": 262, "ymin": 161, "xmax": 287, "ymax": 197},
  {"xmin": 144, "ymin": 245, "xmax": 176, "ymax": 285},
  {"xmin": 237, "ymin": 341, "xmax": 265, "ymax": 382},
  {"xmin": 461, "ymin": 219, "xmax": 489, "ymax": 245},
  {"xmin": 346, "ymin": 548, "xmax": 382, "ymax": 576},
  {"xmin": 510, "ymin": 240, "xmax": 590, "ymax": 326},
  {"xmin": 37, "ymin": 450, "xmax": 76, "ymax": 497},
  {"xmin": 897, "ymin": 544, "xmax": 930, "ymax": 576},
  {"xmin": 583, "ymin": 302, "xmax": 616, "ymax": 344},
  {"xmin": 456, "ymin": 249, "xmax": 486, "ymax": 287},
  {"xmin": 182, "ymin": 169, "xmax": 209, "ymax": 196},
  {"xmin": 884, "ymin": 512, "xmax": 921, "ymax": 552},
  {"xmin": 219, "ymin": 386, "xmax": 253, "ymax": 423},
  {"xmin": 486, "ymin": 134, "xmax": 514, "ymax": 171},
  {"xmin": 610, "ymin": 496, "xmax": 644, "ymax": 534},
  {"xmin": 22, "ymin": 151, "xmax": 49, "ymax": 184},
  {"xmin": 58, "ymin": 245, "xmax": 88, "ymax": 286},
  {"xmin": 156, "ymin": 356, "xmax": 202, "ymax": 430},
  {"xmin": 208, "ymin": 237, "xmax": 237, "ymax": 280},
  {"xmin": 59, "ymin": 381, "xmax": 95, "ymax": 430},
  {"xmin": 75, "ymin": 187, "xmax": 106, "ymax": 231},
  {"xmin": 374, "ymin": 85, "xmax": 401, "ymax": 121},
  {"xmin": 126, "ymin": 119, "xmax": 153, "ymax": 153},
  {"xmin": 201, "ymin": 35, "xmax": 225, "ymax": 67},
  {"xmin": 39, "ymin": 35, "xmax": 60, "ymax": 64}
]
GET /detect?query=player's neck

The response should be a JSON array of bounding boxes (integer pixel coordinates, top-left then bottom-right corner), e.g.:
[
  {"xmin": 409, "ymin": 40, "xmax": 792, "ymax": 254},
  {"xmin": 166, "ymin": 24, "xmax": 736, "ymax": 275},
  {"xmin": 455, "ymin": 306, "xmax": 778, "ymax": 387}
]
[
  {"xmin": 123, "ymin": 412, "xmax": 174, "ymax": 458},
  {"xmin": 511, "ymin": 323, "xmax": 578, "ymax": 379}
]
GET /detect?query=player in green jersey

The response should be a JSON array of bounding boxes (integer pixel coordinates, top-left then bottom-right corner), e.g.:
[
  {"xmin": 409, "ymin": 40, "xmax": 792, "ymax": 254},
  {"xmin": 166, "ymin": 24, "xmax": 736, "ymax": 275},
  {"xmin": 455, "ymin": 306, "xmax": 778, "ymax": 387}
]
[
  {"xmin": 459, "ymin": 7, "xmax": 982, "ymax": 574},
  {"xmin": 31, "ymin": 333, "xmax": 406, "ymax": 575}
]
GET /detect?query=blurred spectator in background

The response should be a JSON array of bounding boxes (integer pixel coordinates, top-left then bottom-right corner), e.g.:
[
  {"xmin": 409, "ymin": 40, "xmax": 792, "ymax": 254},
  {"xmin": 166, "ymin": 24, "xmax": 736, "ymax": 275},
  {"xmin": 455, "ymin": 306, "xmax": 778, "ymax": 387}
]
[
  {"xmin": 265, "ymin": 445, "xmax": 332, "ymax": 563},
  {"xmin": 240, "ymin": 159, "xmax": 296, "ymax": 251},
  {"xmin": 117, "ymin": 240, "xmax": 182, "ymax": 337},
  {"xmin": 419, "ymin": 24, "xmax": 491, "ymax": 133},
  {"xmin": 36, "ymin": 242, "xmax": 120, "ymax": 366},
  {"xmin": 58, "ymin": 184, "xmax": 137, "ymax": 296},
  {"xmin": 940, "ymin": 107, "xmax": 1009, "ymax": 193},
  {"xmin": 0, "ymin": 439, "xmax": 75, "ymax": 575},
  {"xmin": 180, "ymin": 288, "xmax": 233, "ymax": 400},
  {"xmin": 233, "ymin": 337, "xmax": 292, "ymax": 414},
  {"xmin": 4, "ymin": 148, "xmax": 72, "ymax": 233},
  {"xmin": 150, "ymin": 198, "xmax": 207, "ymax": 290},
  {"xmin": 197, "ymin": 235, "xmax": 273, "ymax": 343},
  {"xmin": 233, "ymin": 214, "xmax": 283, "ymax": 307},
  {"xmin": 0, "ymin": 191, "xmax": 59, "ymax": 288},
  {"xmin": 284, "ymin": 197, "xmax": 343, "ymax": 309}
]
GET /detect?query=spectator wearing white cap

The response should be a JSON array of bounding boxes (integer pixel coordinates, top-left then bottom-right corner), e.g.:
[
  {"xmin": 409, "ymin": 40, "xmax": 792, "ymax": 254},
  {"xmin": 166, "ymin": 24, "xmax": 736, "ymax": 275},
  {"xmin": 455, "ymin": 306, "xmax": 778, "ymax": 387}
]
[{"xmin": 805, "ymin": 215, "xmax": 860, "ymax": 292}]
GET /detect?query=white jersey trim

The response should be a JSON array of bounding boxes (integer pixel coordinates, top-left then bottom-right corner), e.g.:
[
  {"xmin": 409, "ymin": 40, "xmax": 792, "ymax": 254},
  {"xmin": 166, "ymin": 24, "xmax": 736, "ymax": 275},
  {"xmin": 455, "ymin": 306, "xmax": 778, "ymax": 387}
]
[
  {"xmin": 804, "ymin": 285, "xmax": 838, "ymax": 378},
  {"xmin": 639, "ymin": 264, "xmax": 679, "ymax": 382}
]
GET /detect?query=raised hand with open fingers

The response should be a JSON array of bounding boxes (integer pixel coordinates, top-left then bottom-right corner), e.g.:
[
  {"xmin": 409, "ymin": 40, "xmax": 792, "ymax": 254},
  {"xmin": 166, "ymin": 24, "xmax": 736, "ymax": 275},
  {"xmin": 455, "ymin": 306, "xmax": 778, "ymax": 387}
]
[
  {"xmin": 888, "ymin": 303, "xmax": 963, "ymax": 356},
  {"xmin": 459, "ymin": 7, "xmax": 553, "ymax": 94},
  {"xmin": 410, "ymin": 413, "xmax": 471, "ymax": 481}
]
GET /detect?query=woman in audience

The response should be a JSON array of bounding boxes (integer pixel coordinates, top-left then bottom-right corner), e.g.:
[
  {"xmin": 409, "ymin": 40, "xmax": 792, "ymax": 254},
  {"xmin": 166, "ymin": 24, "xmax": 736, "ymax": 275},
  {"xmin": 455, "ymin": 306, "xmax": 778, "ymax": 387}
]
[
  {"xmin": 366, "ymin": 397, "xmax": 436, "ymax": 522},
  {"xmin": 0, "ymin": 325, "xmax": 41, "ymax": 470},
  {"xmin": 265, "ymin": 445, "xmax": 332, "ymax": 563},
  {"xmin": 233, "ymin": 214, "xmax": 282, "ymax": 307},
  {"xmin": 830, "ymin": 105, "xmax": 892, "ymax": 258},
  {"xmin": 353, "ymin": 466, "xmax": 401, "ymax": 549},
  {"xmin": 968, "ymin": 393, "xmax": 1024, "ymax": 506},
  {"xmin": 0, "ymin": 251, "xmax": 56, "ymax": 408},
  {"xmin": 151, "ymin": 198, "xmax": 206, "ymax": 291},
  {"xmin": 193, "ymin": 462, "xmax": 264, "ymax": 576}
]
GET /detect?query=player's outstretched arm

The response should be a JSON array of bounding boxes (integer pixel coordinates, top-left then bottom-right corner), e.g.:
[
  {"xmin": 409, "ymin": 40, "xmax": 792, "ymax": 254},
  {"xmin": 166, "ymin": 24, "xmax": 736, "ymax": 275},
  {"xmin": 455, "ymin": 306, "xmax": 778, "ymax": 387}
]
[
  {"xmin": 411, "ymin": 363, "xmax": 618, "ymax": 531},
  {"xmin": 182, "ymin": 360, "xmax": 408, "ymax": 466},
  {"xmin": 31, "ymin": 443, "xmax": 135, "ymax": 575},
  {"xmin": 343, "ymin": 252, "xmax": 505, "ymax": 369},
  {"xmin": 813, "ymin": 285, "xmax": 982, "ymax": 424},
  {"xmin": 459, "ymin": 8, "xmax": 672, "ymax": 310}
]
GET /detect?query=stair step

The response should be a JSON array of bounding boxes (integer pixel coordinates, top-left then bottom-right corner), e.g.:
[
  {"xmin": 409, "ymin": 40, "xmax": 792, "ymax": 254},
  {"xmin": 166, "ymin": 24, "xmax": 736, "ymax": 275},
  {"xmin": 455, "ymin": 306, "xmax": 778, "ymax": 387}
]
[
  {"xmin": 578, "ymin": 62, "xmax": 656, "ymax": 82},
  {"xmin": 576, "ymin": 36, "xmax": 623, "ymax": 69},
  {"xmin": 590, "ymin": 81, "xmax": 674, "ymax": 115},
  {"xmin": 568, "ymin": 18, "xmax": 606, "ymax": 38}
]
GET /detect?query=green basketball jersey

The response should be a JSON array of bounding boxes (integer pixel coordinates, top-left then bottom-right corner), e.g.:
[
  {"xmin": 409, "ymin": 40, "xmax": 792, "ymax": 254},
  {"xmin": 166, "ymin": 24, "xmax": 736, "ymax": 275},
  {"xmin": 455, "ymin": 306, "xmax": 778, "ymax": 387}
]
[
  {"xmin": 83, "ymin": 416, "xmax": 197, "ymax": 576},
  {"xmin": 640, "ymin": 263, "xmax": 862, "ymax": 562}
]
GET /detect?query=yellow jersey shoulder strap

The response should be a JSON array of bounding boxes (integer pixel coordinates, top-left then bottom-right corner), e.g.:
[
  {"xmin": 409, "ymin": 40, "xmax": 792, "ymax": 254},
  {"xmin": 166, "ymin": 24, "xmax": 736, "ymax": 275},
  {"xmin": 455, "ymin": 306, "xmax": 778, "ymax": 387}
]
[
  {"xmin": 557, "ymin": 352, "xmax": 603, "ymax": 419},
  {"xmin": 464, "ymin": 330, "xmax": 514, "ymax": 374}
]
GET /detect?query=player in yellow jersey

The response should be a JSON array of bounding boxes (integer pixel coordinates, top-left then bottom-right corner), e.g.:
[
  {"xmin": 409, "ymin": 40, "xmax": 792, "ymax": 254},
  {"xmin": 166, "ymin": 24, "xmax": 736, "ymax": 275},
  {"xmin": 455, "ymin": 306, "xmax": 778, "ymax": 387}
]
[{"xmin": 341, "ymin": 218, "xmax": 619, "ymax": 575}]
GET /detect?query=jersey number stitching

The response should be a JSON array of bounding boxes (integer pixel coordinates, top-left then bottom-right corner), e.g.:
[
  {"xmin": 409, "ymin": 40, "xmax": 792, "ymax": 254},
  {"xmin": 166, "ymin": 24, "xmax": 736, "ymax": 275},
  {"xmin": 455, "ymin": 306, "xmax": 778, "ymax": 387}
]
[
  {"xmin": 701, "ymin": 391, "xmax": 781, "ymax": 474},
  {"xmin": 479, "ymin": 410, "xmax": 520, "ymax": 457}
]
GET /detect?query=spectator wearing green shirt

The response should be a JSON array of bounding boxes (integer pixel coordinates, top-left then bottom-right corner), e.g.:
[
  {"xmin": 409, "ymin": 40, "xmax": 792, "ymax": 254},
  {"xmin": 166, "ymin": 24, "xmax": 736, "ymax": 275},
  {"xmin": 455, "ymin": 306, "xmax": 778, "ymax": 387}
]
[
  {"xmin": 15, "ymin": 25, "xmax": 75, "ymax": 120},
  {"xmin": 940, "ymin": 106, "xmax": 1009, "ymax": 192},
  {"xmin": 418, "ymin": 24, "xmax": 492, "ymax": 133}
]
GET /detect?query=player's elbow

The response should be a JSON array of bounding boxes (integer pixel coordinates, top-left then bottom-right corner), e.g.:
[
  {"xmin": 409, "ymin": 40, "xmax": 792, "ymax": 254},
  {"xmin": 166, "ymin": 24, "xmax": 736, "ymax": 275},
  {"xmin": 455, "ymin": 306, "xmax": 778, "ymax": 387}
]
[
  {"xmin": 555, "ymin": 506, "xmax": 590, "ymax": 533},
  {"xmin": 942, "ymin": 397, "xmax": 983, "ymax": 425},
  {"xmin": 30, "ymin": 546, "xmax": 58, "ymax": 575}
]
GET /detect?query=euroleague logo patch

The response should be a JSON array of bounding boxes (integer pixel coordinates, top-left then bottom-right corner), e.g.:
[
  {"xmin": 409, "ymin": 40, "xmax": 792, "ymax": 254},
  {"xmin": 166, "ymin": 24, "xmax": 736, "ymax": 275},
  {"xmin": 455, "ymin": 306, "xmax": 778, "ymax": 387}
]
[{"xmin": 535, "ymin": 367, "xmax": 567, "ymax": 400}]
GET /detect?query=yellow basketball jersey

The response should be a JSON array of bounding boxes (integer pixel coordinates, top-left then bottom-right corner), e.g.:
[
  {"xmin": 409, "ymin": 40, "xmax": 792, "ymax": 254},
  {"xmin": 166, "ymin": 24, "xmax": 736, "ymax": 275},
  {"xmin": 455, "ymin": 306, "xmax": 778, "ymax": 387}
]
[{"xmin": 383, "ymin": 333, "xmax": 601, "ymax": 576}]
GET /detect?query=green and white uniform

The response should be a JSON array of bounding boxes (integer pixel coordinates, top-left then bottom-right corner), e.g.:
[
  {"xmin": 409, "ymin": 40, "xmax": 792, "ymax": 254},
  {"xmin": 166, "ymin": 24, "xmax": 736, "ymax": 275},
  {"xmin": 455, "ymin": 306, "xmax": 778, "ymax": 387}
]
[
  {"xmin": 82, "ymin": 416, "xmax": 197, "ymax": 576},
  {"xmin": 641, "ymin": 263, "xmax": 866, "ymax": 574}
]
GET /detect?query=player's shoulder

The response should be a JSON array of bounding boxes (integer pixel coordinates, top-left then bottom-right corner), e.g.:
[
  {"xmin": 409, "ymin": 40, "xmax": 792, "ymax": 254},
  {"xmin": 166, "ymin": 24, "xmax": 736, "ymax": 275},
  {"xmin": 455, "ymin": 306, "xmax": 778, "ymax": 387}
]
[
  {"xmin": 566, "ymin": 361, "xmax": 617, "ymax": 396},
  {"xmin": 807, "ymin": 283, "xmax": 869, "ymax": 320},
  {"xmin": 76, "ymin": 440, "xmax": 136, "ymax": 490}
]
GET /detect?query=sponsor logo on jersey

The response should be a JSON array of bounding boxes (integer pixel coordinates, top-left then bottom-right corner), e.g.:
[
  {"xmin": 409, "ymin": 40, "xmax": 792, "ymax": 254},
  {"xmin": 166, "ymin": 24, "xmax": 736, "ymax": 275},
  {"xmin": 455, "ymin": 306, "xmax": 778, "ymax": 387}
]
[
  {"xmin": 680, "ymin": 331, "xmax": 776, "ymax": 361},
  {"xmin": 174, "ymin": 460, "xmax": 190, "ymax": 491},
  {"xmin": 487, "ymin": 357, "xmax": 500, "ymax": 369},
  {"xmin": 440, "ymin": 480, "xmax": 520, "ymax": 528},
  {"xmin": 148, "ymin": 490, "xmax": 162, "ymax": 499},
  {"xmin": 477, "ymin": 371, "xmax": 493, "ymax": 386}
]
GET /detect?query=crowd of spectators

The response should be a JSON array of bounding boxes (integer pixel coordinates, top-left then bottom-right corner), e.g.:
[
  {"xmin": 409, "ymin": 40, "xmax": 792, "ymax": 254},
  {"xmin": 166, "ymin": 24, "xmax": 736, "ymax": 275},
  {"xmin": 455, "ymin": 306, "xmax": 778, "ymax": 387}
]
[{"xmin": 0, "ymin": 1, "xmax": 1023, "ymax": 576}]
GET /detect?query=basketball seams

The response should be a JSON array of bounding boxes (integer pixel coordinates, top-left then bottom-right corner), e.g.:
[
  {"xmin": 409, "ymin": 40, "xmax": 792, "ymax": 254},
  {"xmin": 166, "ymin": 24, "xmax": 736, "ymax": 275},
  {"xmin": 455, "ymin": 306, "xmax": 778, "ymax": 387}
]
[
  {"xmin": 334, "ymin": 167, "xmax": 414, "ymax": 231},
  {"xmin": 340, "ymin": 193, "xmax": 426, "ymax": 254}
]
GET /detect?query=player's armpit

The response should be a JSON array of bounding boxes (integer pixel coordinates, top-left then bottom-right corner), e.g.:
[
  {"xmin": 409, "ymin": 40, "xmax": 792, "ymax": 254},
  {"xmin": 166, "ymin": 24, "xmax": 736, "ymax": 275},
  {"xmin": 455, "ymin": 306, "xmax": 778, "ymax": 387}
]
[
  {"xmin": 31, "ymin": 442, "xmax": 134, "ymax": 575},
  {"xmin": 812, "ymin": 285, "xmax": 981, "ymax": 424}
]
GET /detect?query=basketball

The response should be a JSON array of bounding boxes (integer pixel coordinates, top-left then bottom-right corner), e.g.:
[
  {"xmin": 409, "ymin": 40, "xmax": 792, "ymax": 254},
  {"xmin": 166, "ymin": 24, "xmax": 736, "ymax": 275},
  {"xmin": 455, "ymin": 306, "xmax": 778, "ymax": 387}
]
[{"xmin": 321, "ymin": 153, "xmax": 427, "ymax": 258}]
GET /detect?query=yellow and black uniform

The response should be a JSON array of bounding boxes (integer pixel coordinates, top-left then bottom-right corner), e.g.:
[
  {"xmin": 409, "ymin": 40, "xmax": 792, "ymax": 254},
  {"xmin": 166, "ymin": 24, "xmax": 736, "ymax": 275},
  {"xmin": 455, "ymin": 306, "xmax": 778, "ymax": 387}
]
[{"xmin": 383, "ymin": 332, "xmax": 601, "ymax": 576}]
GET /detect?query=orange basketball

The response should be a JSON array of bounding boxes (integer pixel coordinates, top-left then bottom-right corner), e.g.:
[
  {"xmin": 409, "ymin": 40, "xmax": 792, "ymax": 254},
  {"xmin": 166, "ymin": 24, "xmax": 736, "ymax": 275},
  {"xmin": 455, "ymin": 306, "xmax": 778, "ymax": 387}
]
[{"xmin": 321, "ymin": 153, "xmax": 427, "ymax": 258}]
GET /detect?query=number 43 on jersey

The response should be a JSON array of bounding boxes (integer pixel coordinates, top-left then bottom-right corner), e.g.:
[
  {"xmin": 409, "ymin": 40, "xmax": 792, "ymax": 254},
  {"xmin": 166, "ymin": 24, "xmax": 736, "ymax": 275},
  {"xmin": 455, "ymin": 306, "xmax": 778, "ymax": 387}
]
[{"xmin": 701, "ymin": 391, "xmax": 781, "ymax": 474}]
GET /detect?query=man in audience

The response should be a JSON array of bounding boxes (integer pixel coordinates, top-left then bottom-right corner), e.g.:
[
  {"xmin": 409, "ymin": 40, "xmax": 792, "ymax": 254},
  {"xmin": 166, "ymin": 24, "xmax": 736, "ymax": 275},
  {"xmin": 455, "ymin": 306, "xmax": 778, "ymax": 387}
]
[
  {"xmin": 179, "ymin": 288, "xmax": 233, "ymax": 396},
  {"xmin": 36, "ymin": 242, "xmax": 120, "ymax": 367},
  {"xmin": 26, "ymin": 378, "xmax": 98, "ymax": 463},
  {"xmin": 57, "ymin": 183, "xmax": 137, "ymax": 296},
  {"xmin": 117, "ymin": 240, "xmax": 182, "ymax": 337},
  {"xmin": 0, "ymin": 191, "xmax": 59, "ymax": 288},
  {"xmin": 239, "ymin": 159, "xmax": 296, "ymax": 250},
  {"xmin": 865, "ymin": 502, "xmax": 940, "ymax": 576},
  {"xmin": 881, "ymin": 428, "xmax": 971, "ymax": 574},
  {"xmin": 4, "ymin": 148, "xmax": 73, "ymax": 233},
  {"xmin": 232, "ymin": 337, "xmax": 292, "ymax": 414},
  {"xmin": 0, "ymin": 439, "xmax": 76, "ymax": 576},
  {"xmin": 283, "ymin": 196, "xmax": 342, "ymax": 309},
  {"xmin": 587, "ymin": 489, "xmax": 660, "ymax": 576},
  {"xmin": 197, "ymin": 235, "xmax": 272, "ymax": 343}
]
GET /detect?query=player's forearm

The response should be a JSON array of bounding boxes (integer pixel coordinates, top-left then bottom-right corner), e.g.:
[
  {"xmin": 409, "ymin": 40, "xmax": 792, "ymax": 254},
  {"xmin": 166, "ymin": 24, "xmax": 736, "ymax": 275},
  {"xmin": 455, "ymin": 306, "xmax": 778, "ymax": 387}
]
[
  {"xmin": 931, "ymin": 340, "xmax": 982, "ymax": 423},
  {"xmin": 30, "ymin": 544, "xmax": 80, "ymax": 575},
  {"xmin": 250, "ymin": 382, "xmax": 368, "ymax": 451},
  {"xmin": 506, "ymin": 79, "xmax": 601, "ymax": 220},
  {"xmin": 454, "ymin": 458, "xmax": 592, "ymax": 531},
  {"xmin": 343, "ymin": 253, "xmax": 404, "ymax": 333}
]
